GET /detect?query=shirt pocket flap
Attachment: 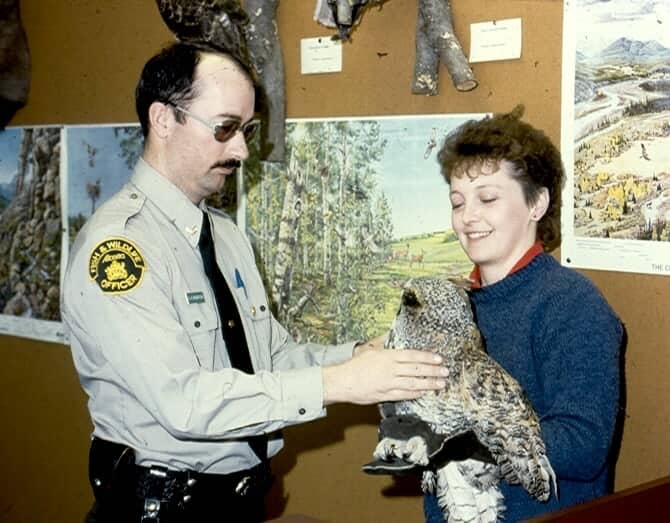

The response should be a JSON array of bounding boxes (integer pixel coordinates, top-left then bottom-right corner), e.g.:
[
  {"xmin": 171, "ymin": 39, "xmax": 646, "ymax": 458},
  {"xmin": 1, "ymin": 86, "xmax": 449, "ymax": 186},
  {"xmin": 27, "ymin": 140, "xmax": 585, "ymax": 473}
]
[
  {"xmin": 234, "ymin": 286, "xmax": 272, "ymax": 323},
  {"xmin": 181, "ymin": 301, "xmax": 219, "ymax": 369}
]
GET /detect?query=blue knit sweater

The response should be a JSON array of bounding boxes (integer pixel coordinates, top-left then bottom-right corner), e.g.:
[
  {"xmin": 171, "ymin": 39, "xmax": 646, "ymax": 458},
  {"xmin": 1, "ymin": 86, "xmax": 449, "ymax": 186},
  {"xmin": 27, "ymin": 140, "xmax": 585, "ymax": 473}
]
[{"xmin": 425, "ymin": 254, "xmax": 623, "ymax": 522}]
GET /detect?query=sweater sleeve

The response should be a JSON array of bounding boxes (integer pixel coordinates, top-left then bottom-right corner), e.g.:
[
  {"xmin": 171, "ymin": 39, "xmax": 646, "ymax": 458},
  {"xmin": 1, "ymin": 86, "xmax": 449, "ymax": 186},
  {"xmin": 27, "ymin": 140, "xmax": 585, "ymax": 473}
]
[{"xmin": 534, "ymin": 282, "xmax": 623, "ymax": 481}]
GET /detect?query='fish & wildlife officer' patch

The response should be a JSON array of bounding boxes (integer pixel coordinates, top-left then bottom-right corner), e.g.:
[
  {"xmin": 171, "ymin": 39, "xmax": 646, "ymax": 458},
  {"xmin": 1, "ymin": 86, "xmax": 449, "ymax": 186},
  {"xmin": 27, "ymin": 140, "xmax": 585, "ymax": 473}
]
[{"xmin": 89, "ymin": 238, "xmax": 146, "ymax": 294}]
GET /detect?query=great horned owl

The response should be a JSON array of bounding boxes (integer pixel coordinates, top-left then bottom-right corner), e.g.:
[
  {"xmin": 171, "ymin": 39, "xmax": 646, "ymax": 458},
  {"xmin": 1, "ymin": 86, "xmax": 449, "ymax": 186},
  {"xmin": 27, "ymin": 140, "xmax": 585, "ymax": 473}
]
[{"xmin": 371, "ymin": 277, "xmax": 556, "ymax": 522}]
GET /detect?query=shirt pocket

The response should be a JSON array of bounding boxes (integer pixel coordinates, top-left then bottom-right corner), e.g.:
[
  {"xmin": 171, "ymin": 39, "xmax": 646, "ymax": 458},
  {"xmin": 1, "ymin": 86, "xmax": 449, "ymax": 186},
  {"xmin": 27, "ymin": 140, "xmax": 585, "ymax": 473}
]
[
  {"xmin": 180, "ymin": 299, "xmax": 219, "ymax": 370},
  {"xmin": 234, "ymin": 285, "xmax": 272, "ymax": 369}
]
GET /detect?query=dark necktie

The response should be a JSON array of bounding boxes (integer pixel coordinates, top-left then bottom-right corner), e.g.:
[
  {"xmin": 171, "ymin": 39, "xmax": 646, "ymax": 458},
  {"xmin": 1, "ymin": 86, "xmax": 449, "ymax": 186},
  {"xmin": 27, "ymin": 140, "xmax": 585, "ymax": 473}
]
[{"xmin": 198, "ymin": 212, "xmax": 267, "ymax": 461}]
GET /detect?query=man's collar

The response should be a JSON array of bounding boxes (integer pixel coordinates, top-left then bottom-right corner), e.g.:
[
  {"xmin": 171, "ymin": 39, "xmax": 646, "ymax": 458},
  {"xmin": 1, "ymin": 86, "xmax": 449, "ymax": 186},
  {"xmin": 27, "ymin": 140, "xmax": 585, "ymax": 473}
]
[{"xmin": 131, "ymin": 158, "xmax": 203, "ymax": 247}]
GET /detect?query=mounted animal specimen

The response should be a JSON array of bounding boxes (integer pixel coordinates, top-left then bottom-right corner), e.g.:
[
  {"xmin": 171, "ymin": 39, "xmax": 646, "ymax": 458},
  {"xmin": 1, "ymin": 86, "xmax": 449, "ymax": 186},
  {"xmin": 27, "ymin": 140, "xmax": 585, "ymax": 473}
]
[
  {"xmin": 0, "ymin": 0, "xmax": 31, "ymax": 128},
  {"xmin": 414, "ymin": 0, "xmax": 477, "ymax": 94},
  {"xmin": 313, "ymin": 0, "xmax": 388, "ymax": 41},
  {"xmin": 242, "ymin": 0, "xmax": 285, "ymax": 161},
  {"xmin": 155, "ymin": 0, "xmax": 286, "ymax": 161},
  {"xmin": 313, "ymin": 0, "xmax": 478, "ymax": 94}
]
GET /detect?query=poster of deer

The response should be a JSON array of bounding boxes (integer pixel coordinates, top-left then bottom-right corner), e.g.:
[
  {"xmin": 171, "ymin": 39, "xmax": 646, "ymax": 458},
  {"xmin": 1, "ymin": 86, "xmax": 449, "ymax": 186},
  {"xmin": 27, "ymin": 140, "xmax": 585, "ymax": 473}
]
[
  {"xmin": 560, "ymin": 0, "xmax": 670, "ymax": 275},
  {"xmin": 240, "ymin": 114, "xmax": 481, "ymax": 345}
]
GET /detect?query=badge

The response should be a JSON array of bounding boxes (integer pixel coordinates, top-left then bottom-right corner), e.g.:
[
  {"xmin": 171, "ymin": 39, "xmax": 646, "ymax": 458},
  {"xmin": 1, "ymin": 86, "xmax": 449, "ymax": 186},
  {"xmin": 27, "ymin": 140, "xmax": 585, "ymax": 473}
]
[{"xmin": 89, "ymin": 237, "xmax": 146, "ymax": 294}]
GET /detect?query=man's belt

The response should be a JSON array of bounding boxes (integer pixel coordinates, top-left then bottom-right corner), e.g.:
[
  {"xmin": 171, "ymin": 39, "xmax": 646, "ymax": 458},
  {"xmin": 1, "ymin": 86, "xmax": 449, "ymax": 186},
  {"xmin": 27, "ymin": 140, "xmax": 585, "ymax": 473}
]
[
  {"xmin": 89, "ymin": 437, "xmax": 273, "ymax": 518},
  {"xmin": 134, "ymin": 460, "xmax": 273, "ymax": 503}
]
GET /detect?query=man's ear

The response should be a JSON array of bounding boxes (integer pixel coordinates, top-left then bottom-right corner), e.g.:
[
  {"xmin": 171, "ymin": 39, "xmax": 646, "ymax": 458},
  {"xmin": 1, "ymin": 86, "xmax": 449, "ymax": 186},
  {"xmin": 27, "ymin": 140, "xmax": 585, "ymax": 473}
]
[
  {"xmin": 531, "ymin": 187, "xmax": 550, "ymax": 221},
  {"xmin": 148, "ymin": 101, "xmax": 172, "ymax": 140}
]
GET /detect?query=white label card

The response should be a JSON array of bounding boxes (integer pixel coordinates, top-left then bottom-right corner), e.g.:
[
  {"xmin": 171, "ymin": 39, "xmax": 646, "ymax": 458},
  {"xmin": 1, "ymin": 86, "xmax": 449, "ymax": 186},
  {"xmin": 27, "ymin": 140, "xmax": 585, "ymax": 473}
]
[
  {"xmin": 469, "ymin": 17, "xmax": 522, "ymax": 63},
  {"xmin": 300, "ymin": 36, "xmax": 343, "ymax": 74}
]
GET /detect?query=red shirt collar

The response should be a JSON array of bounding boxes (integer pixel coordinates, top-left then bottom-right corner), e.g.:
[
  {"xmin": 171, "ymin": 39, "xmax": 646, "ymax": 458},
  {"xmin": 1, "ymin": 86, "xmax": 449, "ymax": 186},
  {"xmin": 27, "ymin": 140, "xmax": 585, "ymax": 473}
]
[{"xmin": 468, "ymin": 241, "xmax": 544, "ymax": 289}]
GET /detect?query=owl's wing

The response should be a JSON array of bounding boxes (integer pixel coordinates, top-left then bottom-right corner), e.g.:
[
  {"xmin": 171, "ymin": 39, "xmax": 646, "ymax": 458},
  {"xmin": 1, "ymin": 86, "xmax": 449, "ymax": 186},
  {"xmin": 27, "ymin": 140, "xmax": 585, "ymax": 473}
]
[
  {"xmin": 462, "ymin": 343, "xmax": 557, "ymax": 501},
  {"xmin": 155, "ymin": 0, "xmax": 249, "ymax": 63}
]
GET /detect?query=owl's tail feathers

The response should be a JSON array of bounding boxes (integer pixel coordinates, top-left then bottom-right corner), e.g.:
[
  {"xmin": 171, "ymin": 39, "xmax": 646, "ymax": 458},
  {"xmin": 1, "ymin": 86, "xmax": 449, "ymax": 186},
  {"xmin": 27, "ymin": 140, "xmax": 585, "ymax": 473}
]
[
  {"xmin": 432, "ymin": 462, "xmax": 502, "ymax": 523},
  {"xmin": 499, "ymin": 447, "xmax": 557, "ymax": 502},
  {"xmin": 535, "ymin": 453, "xmax": 558, "ymax": 501},
  {"xmin": 523, "ymin": 436, "xmax": 557, "ymax": 502}
]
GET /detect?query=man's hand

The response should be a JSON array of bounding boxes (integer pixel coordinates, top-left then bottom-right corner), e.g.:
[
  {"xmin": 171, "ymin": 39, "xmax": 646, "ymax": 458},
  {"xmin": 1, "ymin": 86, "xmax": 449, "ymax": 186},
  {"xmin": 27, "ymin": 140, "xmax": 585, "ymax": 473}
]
[{"xmin": 322, "ymin": 339, "xmax": 447, "ymax": 405}]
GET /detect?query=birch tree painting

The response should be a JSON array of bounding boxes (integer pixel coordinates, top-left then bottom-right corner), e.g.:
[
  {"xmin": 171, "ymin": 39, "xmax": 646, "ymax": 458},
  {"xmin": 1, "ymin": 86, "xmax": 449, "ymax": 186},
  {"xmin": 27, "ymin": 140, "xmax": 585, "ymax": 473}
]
[{"xmin": 243, "ymin": 115, "xmax": 479, "ymax": 343}]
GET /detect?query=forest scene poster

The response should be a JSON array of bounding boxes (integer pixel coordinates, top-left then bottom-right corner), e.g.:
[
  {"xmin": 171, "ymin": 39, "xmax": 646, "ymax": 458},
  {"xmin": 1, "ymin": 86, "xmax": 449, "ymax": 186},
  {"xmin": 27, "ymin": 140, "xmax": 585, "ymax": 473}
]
[
  {"xmin": 561, "ymin": 0, "xmax": 670, "ymax": 275},
  {"xmin": 241, "ymin": 115, "xmax": 481, "ymax": 345}
]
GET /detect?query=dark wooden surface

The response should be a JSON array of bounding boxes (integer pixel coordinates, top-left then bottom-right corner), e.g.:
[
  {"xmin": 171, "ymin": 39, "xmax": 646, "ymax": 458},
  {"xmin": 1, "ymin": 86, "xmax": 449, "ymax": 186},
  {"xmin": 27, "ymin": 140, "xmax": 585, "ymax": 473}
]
[
  {"xmin": 526, "ymin": 475, "xmax": 670, "ymax": 522},
  {"xmin": 266, "ymin": 515, "xmax": 327, "ymax": 523}
]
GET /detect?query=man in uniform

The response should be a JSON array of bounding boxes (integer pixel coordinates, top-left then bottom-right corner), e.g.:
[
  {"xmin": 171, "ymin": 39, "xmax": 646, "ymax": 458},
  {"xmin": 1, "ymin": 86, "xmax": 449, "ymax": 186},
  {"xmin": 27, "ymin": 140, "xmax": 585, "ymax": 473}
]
[{"xmin": 61, "ymin": 42, "xmax": 447, "ymax": 522}]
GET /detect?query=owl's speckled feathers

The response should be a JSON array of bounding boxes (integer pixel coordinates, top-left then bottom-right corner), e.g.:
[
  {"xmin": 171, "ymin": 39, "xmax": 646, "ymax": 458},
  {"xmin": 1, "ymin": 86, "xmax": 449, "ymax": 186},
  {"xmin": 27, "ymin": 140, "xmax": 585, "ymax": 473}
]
[{"xmin": 374, "ymin": 277, "xmax": 556, "ymax": 522}]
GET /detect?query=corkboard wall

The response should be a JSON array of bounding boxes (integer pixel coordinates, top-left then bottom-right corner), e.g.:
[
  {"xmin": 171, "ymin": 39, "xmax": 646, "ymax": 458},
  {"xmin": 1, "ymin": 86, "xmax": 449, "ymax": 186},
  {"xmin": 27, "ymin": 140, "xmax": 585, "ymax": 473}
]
[{"xmin": 1, "ymin": 1, "xmax": 668, "ymax": 522}]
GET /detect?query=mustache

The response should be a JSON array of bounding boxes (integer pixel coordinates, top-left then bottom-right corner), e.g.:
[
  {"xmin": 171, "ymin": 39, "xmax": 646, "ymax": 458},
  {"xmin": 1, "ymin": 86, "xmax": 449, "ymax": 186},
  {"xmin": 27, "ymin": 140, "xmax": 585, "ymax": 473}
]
[{"xmin": 211, "ymin": 159, "xmax": 241, "ymax": 170}]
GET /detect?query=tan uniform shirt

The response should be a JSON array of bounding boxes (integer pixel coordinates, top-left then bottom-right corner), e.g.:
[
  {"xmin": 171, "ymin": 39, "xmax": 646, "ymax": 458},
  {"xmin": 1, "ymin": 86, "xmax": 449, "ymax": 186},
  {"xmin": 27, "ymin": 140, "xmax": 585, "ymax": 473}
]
[{"xmin": 62, "ymin": 158, "xmax": 354, "ymax": 474}]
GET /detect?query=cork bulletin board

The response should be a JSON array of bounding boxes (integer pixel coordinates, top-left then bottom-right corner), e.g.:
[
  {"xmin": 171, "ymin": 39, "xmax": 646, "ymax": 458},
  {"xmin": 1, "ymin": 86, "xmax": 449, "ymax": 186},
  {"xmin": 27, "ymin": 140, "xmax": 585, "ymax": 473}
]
[{"xmin": 1, "ymin": 1, "xmax": 668, "ymax": 522}]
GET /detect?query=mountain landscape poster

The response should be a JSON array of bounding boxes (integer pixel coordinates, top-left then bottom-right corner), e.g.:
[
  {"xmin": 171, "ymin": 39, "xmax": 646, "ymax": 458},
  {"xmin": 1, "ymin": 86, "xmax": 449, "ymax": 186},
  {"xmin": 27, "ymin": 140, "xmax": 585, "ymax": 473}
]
[{"xmin": 561, "ymin": 0, "xmax": 670, "ymax": 275}]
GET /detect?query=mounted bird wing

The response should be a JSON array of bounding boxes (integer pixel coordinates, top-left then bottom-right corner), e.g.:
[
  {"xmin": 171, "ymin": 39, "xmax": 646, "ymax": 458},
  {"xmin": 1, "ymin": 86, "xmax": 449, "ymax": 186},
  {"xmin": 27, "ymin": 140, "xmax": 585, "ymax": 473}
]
[
  {"xmin": 155, "ymin": 0, "xmax": 250, "ymax": 64},
  {"xmin": 0, "ymin": 0, "xmax": 31, "ymax": 128},
  {"xmin": 242, "ymin": 0, "xmax": 286, "ymax": 162},
  {"xmin": 313, "ymin": 0, "xmax": 388, "ymax": 41},
  {"xmin": 155, "ymin": 0, "xmax": 287, "ymax": 162}
]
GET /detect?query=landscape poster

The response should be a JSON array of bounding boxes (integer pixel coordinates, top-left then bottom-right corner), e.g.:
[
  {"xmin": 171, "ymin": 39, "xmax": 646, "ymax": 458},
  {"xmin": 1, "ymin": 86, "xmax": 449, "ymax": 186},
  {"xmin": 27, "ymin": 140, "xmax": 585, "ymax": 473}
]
[
  {"xmin": 0, "ymin": 126, "xmax": 66, "ymax": 343},
  {"xmin": 240, "ymin": 115, "xmax": 481, "ymax": 345},
  {"xmin": 0, "ymin": 124, "xmax": 142, "ymax": 344},
  {"xmin": 1, "ymin": 115, "xmax": 480, "ymax": 345},
  {"xmin": 561, "ymin": 0, "xmax": 670, "ymax": 275}
]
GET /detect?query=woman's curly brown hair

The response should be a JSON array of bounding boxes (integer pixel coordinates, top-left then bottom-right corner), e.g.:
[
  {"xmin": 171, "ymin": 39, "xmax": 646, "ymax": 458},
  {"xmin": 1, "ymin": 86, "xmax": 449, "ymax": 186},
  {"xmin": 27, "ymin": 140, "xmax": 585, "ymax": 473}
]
[{"xmin": 437, "ymin": 105, "xmax": 565, "ymax": 252}]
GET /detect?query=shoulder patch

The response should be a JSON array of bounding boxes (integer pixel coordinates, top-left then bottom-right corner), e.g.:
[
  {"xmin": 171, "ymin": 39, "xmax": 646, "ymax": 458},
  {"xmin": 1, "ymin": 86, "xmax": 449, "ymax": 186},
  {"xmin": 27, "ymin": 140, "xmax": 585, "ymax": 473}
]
[{"xmin": 88, "ymin": 237, "xmax": 146, "ymax": 294}]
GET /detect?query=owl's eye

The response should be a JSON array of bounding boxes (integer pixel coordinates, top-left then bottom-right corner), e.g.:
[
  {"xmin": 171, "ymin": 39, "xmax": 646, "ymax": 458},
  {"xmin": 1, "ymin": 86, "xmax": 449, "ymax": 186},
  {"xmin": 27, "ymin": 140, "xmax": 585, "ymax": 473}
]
[{"xmin": 402, "ymin": 290, "xmax": 421, "ymax": 308}]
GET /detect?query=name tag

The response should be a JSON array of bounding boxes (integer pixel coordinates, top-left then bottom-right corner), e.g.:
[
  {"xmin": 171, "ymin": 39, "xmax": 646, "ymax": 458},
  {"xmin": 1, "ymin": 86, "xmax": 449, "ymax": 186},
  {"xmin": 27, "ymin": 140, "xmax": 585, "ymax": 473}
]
[{"xmin": 186, "ymin": 291, "xmax": 205, "ymax": 304}]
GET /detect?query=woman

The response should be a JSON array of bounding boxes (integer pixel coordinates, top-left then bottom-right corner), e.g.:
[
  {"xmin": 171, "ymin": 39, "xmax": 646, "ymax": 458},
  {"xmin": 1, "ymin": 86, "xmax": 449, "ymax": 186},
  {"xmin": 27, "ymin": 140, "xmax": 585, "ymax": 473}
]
[{"xmin": 424, "ymin": 106, "xmax": 624, "ymax": 522}]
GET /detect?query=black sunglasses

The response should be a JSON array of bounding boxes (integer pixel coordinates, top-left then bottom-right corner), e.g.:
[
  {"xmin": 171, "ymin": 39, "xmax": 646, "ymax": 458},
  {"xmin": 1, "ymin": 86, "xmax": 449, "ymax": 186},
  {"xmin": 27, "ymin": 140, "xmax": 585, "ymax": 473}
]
[{"xmin": 171, "ymin": 104, "xmax": 259, "ymax": 143}]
